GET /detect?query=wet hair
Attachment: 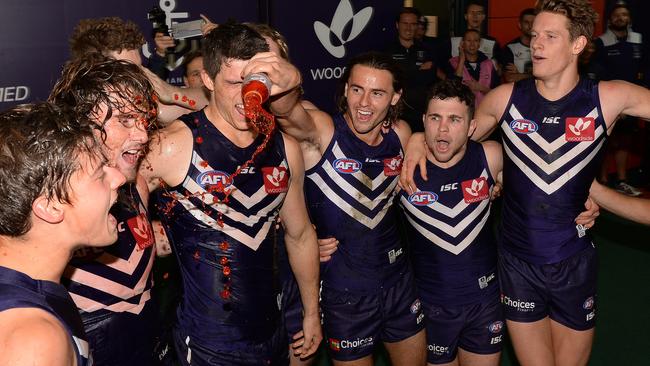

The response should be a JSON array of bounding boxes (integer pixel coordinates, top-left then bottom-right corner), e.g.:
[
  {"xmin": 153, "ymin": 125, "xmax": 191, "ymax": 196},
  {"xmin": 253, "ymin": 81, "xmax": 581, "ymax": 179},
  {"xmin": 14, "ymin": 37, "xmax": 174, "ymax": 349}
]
[
  {"xmin": 49, "ymin": 55, "xmax": 158, "ymax": 141},
  {"xmin": 396, "ymin": 7, "xmax": 421, "ymax": 22},
  {"xmin": 426, "ymin": 79, "xmax": 476, "ymax": 120},
  {"xmin": 201, "ymin": 22, "xmax": 269, "ymax": 79},
  {"xmin": 245, "ymin": 23, "xmax": 290, "ymax": 60},
  {"xmin": 182, "ymin": 49, "xmax": 204, "ymax": 77},
  {"xmin": 0, "ymin": 103, "xmax": 104, "ymax": 237},
  {"xmin": 69, "ymin": 17, "xmax": 145, "ymax": 59},
  {"xmin": 535, "ymin": 0, "xmax": 599, "ymax": 40},
  {"xmin": 337, "ymin": 51, "xmax": 404, "ymax": 126},
  {"xmin": 520, "ymin": 8, "xmax": 537, "ymax": 22}
]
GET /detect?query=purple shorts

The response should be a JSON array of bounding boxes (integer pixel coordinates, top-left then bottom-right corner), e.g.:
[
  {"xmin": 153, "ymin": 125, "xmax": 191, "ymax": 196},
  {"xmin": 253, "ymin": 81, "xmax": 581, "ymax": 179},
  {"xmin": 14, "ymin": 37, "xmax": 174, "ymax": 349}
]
[
  {"xmin": 172, "ymin": 324, "xmax": 288, "ymax": 366},
  {"xmin": 321, "ymin": 271, "xmax": 424, "ymax": 361},
  {"xmin": 498, "ymin": 245, "xmax": 597, "ymax": 331},
  {"xmin": 423, "ymin": 295, "xmax": 504, "ymax": 364}
]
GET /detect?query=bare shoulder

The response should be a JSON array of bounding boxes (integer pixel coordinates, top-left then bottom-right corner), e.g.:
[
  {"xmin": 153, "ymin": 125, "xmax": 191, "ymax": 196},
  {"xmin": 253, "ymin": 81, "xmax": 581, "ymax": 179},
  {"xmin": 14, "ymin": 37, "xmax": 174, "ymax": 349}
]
[
  {"xmin": 280, "ymin": 131, "xmax": 304, "ymax": 169},
  {"xmin": 480, "ymin": 140, "xmax": 502, "ymax": 156},
  {"xmin": 392, "ymin": 118, "xmax": 412, "ymax": 149},
  {"xmin": 0, "ymin": 308, "xmax": 74, "ymax": 366},
  {"xmin": 141, "ymin": 119, "xmax": 193, "ymax": 190}
]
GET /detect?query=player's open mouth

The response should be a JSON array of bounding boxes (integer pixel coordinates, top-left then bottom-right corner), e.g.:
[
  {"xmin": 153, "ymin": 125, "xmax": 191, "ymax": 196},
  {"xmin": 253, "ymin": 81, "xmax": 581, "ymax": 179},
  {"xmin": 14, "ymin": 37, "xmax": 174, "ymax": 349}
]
[{"xmin": 122, "ymin": 149, "xmax": 143, "ymax": 165}]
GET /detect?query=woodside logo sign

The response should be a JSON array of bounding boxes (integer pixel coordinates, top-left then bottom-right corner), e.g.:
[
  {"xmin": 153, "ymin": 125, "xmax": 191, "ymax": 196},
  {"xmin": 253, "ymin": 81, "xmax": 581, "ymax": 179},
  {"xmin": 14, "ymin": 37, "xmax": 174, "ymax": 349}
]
[{"xmin": 313, "ymin": 0, "xmax": 373, "ymax": 58}]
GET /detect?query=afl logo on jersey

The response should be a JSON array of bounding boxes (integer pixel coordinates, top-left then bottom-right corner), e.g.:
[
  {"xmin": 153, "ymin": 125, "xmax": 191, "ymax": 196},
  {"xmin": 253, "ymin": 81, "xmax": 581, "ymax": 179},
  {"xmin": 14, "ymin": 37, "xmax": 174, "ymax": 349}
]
[
  {"xmin": 510, "ymin": 119, "xmax": 538, "ymax": 134},
  {"xmin": 408, "ymin": 191, "xmax": 438, "ymax": 206},
  {"xmin": 333, "ymin": 158, "xmax": 362, "ymax": 174},
  {"xmin": 489, "ymin": 321, "xmax": 504, "ymax": 334},
  {"xmin": 197, "ymin": 170, "xmax": 232, "ymax": 190}
]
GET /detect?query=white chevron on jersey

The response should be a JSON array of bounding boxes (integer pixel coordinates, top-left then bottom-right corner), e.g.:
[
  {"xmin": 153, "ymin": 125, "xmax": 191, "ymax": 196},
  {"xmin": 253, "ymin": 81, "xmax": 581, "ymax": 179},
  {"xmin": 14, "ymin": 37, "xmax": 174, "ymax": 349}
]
[
  {"xmin": 307, "ymin": 173, "xmax": 396, "ymax": 229},
  {"xmin": 73, "ymin": 336, "xmax": 90, "ymax": 358},
  {"xmin": 317, "ymin": 160, "xmax": 398, "ymax": 211},
  {"xmin": 502, "ymin": 121, "xmax": 605, "ymax": 175},
  {"xmin": 179, "ymin": 177, "xmax": 285, "ymax": 226},
  {"xmin": 404, "ymin": 206, "xmax": 490, "ymax": 255},
  {"xmin": 188, "ymin": 150, "xmax": 289, "ymax": 209},
  {"xmin": 71, "ymin": 288, "xmax": 151, "ymax": 314},
  {"xmin": 173, "ymin": 192, "xmax": 280, "ymax": 250},
  {"xmin": 504, "ymin": 138, "xmax": 606, "ymax": 195},
  {"xmin": 507, "ymin": 105, "xmax": 599, "ymax": 154},
  {"xmin": 401, "ymin": 195, "xmax": 489, "ymax": 237},
  {"xmin": 331, "ymin": 142, "xmax": 400, "ymax": 191}
]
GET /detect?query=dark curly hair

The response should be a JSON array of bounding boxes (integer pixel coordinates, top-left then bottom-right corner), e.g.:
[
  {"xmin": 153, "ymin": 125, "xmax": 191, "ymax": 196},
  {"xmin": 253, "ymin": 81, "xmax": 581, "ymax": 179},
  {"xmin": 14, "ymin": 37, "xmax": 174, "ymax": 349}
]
[
  {"xmin": 0, "ymin": 103, "xmax": 103, "ymax": 237},
  {"xmin": 426, "ymin": 79, "xmax": 476, "ymax": 120},
  {"xmin": 69, "ymin": 17, "xmax": 145, "ymax": 59}
]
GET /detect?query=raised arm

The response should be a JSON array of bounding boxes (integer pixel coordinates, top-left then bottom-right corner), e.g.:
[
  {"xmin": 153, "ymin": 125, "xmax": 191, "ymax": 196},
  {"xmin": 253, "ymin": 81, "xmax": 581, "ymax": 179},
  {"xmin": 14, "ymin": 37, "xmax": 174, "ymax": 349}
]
[
  {"xmin": 278, "ymin": 134, "xmax": 322, "ymax": 358},
  {"xmin": 241, "ymin": 52, "xmax": 333, "ymax": 146},
  {"xmin": 471, "ymin": 82, "xmax": 513, "ymax": 141}
]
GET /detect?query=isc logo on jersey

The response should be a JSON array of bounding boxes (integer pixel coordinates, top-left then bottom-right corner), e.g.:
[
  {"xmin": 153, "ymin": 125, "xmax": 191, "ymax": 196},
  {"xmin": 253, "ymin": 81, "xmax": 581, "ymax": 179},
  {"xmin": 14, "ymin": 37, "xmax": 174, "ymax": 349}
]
[
  {"xmin": 565, "ymin": 117, "xmax": 595, "ymax": 142},
  {"xmin": 127, "ymin": 213, "xmax": 154, "ymax": 250},
  {"xmin": 198, "ymin": 170, "xmax": 231, "ymax": 190},
  {"xmin": 461, "ymin": 177, "xmax": 489, "ymax": 203},
  {"xmin": 333, "ymin": 158, "xmax": 362, "ymax": 174},
  {"xmin": 262, "ymin": 166, "xmax": 289, "ymax": 194},
  {"xmin": 383, "ymin": 156, "xmax": 402, "ymax": 176},
  {"xmin": 510, "ymin": 119, "xmax": 538, "ymax": 134},
  {"xmin": 408, "ymin": 191, "xmax": 438, "ymax": 206}
]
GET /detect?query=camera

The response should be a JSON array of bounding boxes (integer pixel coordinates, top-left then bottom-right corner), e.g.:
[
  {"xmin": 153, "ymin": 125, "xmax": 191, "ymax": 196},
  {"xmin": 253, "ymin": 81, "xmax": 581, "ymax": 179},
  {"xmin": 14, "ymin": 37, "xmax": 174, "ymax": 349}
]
[{"xmin": 147, "ymin": 6, "xmax": 169, "ymax": 36}]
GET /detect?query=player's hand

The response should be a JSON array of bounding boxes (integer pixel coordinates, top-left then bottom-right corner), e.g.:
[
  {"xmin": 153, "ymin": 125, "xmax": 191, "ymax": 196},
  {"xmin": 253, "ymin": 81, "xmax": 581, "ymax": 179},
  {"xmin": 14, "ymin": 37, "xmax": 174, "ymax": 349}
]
[
  {"xmin": 490, "ymin": 171, "xmax": 503, "ymax": 201},
  {"xmin": 575, "ymin": 196, "xmax": 600, "ymax": 229},
  {"xmin": 154, "ymin": 32, "xmax": 175, "ymax": 57},
  {"xmin": 242, "ymin": 52, "xmax": 302, "ymax": 96},
  {"xmin": 200, "ymin": 14, "xmax": 218, "ymax": 36},
  {"xmin": 399, "ymin": 133, "xmax": 427, "ymax": 195},
  {"xmin": 318, "ymin": 237, "xmax": 339, "ymax": 262},
  {"xmin": 292, "ymin": 313, "xmax": 322, "ymax": 359}
]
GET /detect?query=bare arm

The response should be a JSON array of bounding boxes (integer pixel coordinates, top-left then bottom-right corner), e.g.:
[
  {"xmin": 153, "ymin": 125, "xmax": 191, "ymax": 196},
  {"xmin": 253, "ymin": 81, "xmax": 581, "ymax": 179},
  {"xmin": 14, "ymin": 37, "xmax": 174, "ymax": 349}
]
[
  {"xmin": 278, "ymin": 134, "xmax": 322, "ymax": 358},
  {"xmin": 599, "ymin": 80, "xmax": 650, "ymax": 127},
  {"xmin": 589, "ymin": 180, "xmax": 650, "ymax": 225},
  {"xmin": 471, "ymin": 82, "xmax": 513, "ymax": 141}
]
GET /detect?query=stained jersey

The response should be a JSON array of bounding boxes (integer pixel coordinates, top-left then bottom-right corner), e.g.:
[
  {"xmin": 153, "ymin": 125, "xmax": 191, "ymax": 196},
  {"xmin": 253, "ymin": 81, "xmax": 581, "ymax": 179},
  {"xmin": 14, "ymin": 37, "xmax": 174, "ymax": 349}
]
[
  {"xmin": 0, "ymin": 266, "xmax": 91, "ymax": 366},
  {"xmin": 304, "ymin": 114, "xmax": 405, "ymax": 293},
  {"xmin": 499, "ymin": 78, "xmax": 607, "ymax": 264},
  {"xmin": 401, "ymin": 141, "xmax": 497, "ymax": 305},
  {"xmin": 63, "ymin": 183, "xmax": 155, "ymax": 318},
  {"xmin": 158, "ymin": 110, "xmax": 289, "ymax": 343}
]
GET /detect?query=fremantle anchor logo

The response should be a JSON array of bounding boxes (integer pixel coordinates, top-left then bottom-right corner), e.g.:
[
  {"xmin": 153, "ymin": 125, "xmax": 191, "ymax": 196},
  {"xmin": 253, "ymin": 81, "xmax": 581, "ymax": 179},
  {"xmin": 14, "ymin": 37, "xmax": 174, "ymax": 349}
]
[{"xmin": 314, "ymin": 0, "xmax": 373, "ymax": 58}]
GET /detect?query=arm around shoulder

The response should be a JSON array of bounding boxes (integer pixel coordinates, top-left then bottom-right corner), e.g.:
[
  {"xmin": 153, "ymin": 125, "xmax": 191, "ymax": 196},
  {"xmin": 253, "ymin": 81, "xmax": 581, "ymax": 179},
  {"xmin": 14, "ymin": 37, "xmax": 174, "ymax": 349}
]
[
  {"xmin": 472, "ymin": 82, "xmax": 514, "ymax": 141},
  {"xmin": 480, "ymin": 140, "xmax": 503, "ymax": 179}
]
